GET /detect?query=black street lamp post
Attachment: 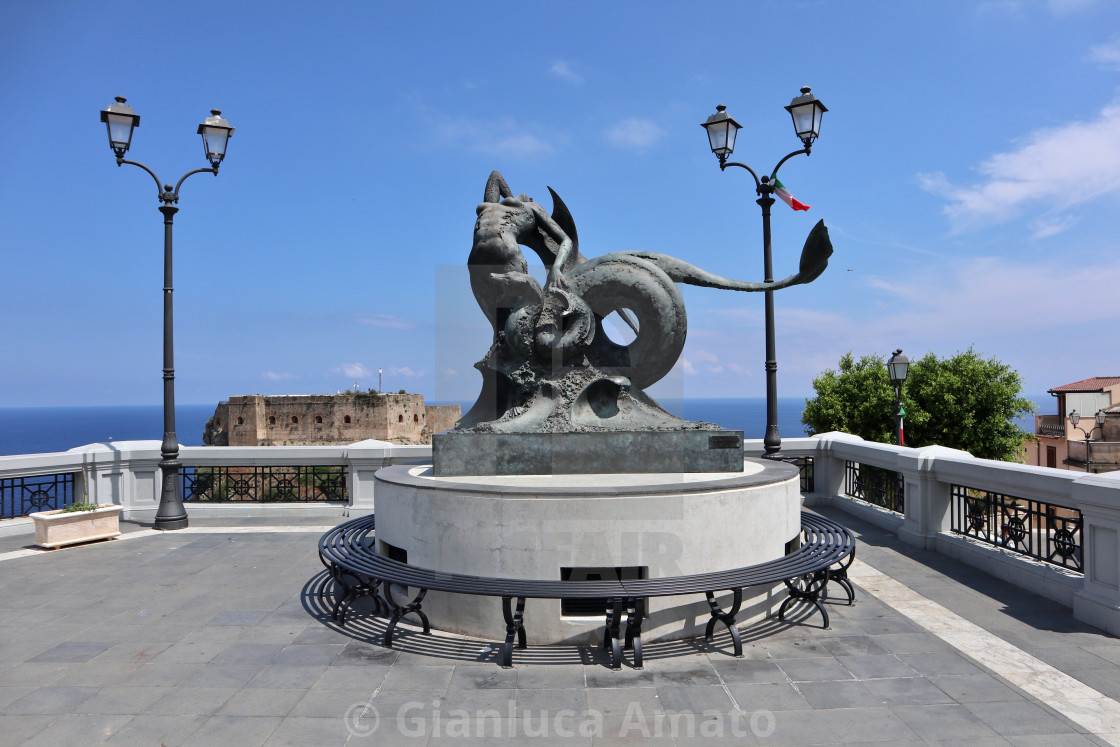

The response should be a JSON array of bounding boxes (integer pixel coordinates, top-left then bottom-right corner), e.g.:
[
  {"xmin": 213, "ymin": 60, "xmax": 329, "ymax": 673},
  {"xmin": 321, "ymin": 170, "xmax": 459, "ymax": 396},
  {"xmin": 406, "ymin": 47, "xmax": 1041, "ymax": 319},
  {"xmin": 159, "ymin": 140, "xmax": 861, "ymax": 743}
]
[
  {"xmin": 100, "ymin": 97, "xmax": 234, "ymax": 530},
  {"xmin": 887, "ymin": 349, "xmax": 910, "ymax": 446},
  {"xmin": 1068, "ymin": 409, "xmax": 1106, "ymax": 473},
  {"xmin": 702, "ymin": 87, "xmax": 827, "ymax": 459}
]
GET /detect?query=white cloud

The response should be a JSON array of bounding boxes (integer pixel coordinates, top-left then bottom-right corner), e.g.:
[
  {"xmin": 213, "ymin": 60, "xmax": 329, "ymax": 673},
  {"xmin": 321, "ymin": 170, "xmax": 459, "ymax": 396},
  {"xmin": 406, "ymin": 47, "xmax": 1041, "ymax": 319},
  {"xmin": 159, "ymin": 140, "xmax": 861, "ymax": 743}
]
[
  {"xmin": 355, "ymin": 314, "xmax": 415, "ymax": 330},
  {"xmin": 432, "ymin": 115, "xmax": 554, "ymax": 158},
  {"xmin": 606, "ymin": 118, "xmax": 666, "ymax": 150},
  {"xmin": 389, "ymin": 366, "xmax": 422, "ymax": 378},
  {"xmin": 262, "ymin": 371, "xmax": 293, "ymax": 381},
  {"xmin": 337, "ymin": 362, "xmax": 371, "ymax": 379},
  {"xmin": 681, "ymin": 357, "xmax": 697, "ymax": 375},
  {"xmin": 440, "ymin": 367, "xmax": 457, "ymax": 377},
  {"xmin": 918, "ymin": 103, "xmax": 1120, "ymax": 233},
  {"xmin": 693, "ymin": 350, "xmax": 720, "ymax": 363},
  {"xmin": 550, "ymin": 59, "xmax": 582, "ymax": 84},
  {"xmin": 1088, "ymin": 36, "xmax": 1120, "ymax": 70}
]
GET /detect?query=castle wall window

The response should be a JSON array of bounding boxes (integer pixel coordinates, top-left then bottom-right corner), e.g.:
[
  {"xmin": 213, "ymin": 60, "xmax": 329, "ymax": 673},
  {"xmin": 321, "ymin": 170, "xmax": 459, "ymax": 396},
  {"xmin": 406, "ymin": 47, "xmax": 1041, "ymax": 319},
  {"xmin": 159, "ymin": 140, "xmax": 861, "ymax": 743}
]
[
  {"xmin": 237, "ymin": 416, "xmax": 244, "ymax": 425},
  {"xmin": 269, "ymin": 416, "xmax": 276, "ymax": 425},
  {"xmin": 398, "ymin": 414, "xmax": 404, "ymax": 423},
  {"xmin": 344, "ymin": 415, "xmax": 352, "ymax": 424},
  {"xmin": 291, "ymin": 415, "xmax": 299, "ymax": 424},
  {"xmin": 413, "ymin": 414, "xmax": 419, "ymax": 423},
  {"xmin": 315, "ymin": 415, "xmax": 323, "ymax": 424}
]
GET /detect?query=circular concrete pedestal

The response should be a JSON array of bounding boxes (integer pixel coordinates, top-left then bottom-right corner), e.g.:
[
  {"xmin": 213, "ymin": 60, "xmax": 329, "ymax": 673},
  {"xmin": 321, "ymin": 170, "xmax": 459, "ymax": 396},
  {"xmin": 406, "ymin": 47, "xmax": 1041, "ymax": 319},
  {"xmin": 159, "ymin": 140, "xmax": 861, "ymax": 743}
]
[{"xmin": 373, "ymin": 458, "xmax": 801, "ymax": 644}]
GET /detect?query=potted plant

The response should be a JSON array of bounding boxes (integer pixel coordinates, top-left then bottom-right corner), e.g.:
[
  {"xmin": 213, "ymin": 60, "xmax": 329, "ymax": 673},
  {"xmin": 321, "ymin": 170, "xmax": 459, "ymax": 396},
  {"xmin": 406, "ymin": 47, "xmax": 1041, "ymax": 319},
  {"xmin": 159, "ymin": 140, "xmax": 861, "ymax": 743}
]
[{"xmin": 30, "ymin": 501, "xmax": 122, "ymax": 549}]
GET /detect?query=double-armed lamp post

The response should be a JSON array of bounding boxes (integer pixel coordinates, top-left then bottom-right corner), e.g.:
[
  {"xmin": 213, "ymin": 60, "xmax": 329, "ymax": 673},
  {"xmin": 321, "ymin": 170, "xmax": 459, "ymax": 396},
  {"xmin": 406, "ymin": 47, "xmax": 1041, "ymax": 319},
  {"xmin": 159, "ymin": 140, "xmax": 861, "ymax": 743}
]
[
  {"xmin": 702, "ymin": 87, "xmax": 827, "ymax": 459},
  {"xmin": 100, "ymin": 97, "xmax": 234, "ymax": 530},
  {"xmin": 1068, "ymin": 409, "xmax": 1106, "ymax": 473}
]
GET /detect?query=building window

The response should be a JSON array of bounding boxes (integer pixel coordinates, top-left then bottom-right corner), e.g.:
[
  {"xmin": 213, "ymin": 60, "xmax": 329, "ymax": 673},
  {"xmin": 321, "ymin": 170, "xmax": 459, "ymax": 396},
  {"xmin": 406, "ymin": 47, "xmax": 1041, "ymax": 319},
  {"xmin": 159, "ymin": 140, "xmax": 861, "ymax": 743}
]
[
  {"xmin": 236, "ymin": 416, "xmax": 244, "ymax": 425},
  {"xmin": 413, "ymin": 414, "xmax": 419, "ymax": 423},
  {"xmin": 268, "ymin": 416, "xmax": 276, "ymax": 425},
  {"xmin": 398, "ymin": 414, "xmax": 404, "ymax": 423},
  {"xmin": 344, "ymin": 415, "xmax": 352, "ymax": 424},
  {"xmin": 291, "ymin": 415, "xmax": 299, "ymax": 424},
  {"xmin": 315, "ymin": 415, "xmax": 323, "ymax": 424}
]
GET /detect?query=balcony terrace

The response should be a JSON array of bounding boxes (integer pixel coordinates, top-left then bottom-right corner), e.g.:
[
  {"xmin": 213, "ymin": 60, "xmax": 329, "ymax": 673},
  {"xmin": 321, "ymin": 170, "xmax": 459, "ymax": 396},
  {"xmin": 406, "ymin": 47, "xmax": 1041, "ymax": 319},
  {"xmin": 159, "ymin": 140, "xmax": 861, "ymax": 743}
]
[{"xmin": 0, "ymin": 435, "xmax": 1118, "ymax": 744}]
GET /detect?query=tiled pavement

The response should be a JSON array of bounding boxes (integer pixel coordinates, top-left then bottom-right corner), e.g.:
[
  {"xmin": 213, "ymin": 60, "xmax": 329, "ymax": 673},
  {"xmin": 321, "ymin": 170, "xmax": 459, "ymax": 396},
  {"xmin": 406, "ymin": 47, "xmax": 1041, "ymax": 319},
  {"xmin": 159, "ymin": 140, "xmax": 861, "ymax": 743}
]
[{"xmin": 0, "ymin": 507, "xmax": 1117, "ymax": 745}]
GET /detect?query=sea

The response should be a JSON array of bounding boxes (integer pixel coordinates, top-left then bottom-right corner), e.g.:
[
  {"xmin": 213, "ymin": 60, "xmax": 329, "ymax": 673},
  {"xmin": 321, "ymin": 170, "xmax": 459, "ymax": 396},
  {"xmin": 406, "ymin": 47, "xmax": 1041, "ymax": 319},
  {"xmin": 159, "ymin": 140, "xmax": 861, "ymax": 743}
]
[{"xmin": 0, "ymin": 396, "xmax": 1050, "ymax": 457}]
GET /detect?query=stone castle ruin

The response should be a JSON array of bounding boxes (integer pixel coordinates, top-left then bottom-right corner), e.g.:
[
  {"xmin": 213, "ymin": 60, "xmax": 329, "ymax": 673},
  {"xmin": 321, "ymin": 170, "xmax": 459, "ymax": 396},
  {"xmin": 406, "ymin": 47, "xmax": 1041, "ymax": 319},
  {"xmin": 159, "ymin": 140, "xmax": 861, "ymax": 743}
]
[{"xmin": 203, "ymin": 394, "xmax": 460, "ymax": 446}]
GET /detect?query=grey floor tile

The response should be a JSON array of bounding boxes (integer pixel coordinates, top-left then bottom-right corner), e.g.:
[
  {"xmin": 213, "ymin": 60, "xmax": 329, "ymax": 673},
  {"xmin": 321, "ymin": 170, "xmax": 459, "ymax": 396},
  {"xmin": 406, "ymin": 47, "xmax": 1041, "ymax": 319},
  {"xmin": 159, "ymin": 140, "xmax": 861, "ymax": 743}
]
[
  {"xmin": 728, "ymin": 681, "xmax": 813, "ymax": 711},
  {"xmin": 775, "ymin": 656, "xmax": 853, "ymax": 682},
  {"xmin": 381, "ymin": 662, "xmax": 455, "ymax": 690},
  {"xmin": 448, "ymin": 665, "xmax": 518, "ymax": 690},
  {"xmin": 890, "ymin": 703, "xmax": 1003, "ymax": 739},
  {"xmin": 76, "ymin": 685, "xmax": 173, "ymax": 715},
  {"xmin": 0, "ymin": 714, "xmax": 69, "ymax": 745},
  {"xmin": 312, "ymin": 663, "xmax": 389, "ymax": 690},
  {"xmin": 183, "ymin": 715, "xmax": 282, "ymax": 746},
  {"xmin": 29, "ymin": 641, "xmax": 115, "ymax": 663},
  {"xmin": 179, "ymin": 663, "xmax": 265, "ymax": 689},
  {"xmin": 898, "ymin": 651, "xmax": 986, "ymax": 677},
  {"xmin": 290, "ymin": 687, "xmax": 384, "ymax": 718},
  {"xmin": 146, "ymin": 686, "xmax": 239, "ymax": 716},
  {"xmin": 210, "ymin": 643, "xmax": 285, "ymax": 666},
  {"xmin": 763, "ymin": 639, "xmax": 834, "ymax": 659},
  {"xmin": 512, "ymin": 663, "xmax": 586, "ymax": 689},
  {"xmin": 585, "ymin": 686, "xmax": 661, "ymax": 716},
  {"xmin": 796, "ymin": 680, "xmax": 887, "ymax": 709},
  {"xmin": 216, "ymin": 688, "xmax": 308, "ymax": 717},
  {"xmin": 712, "ymin": 659, "xmax": 789, "ymax": 685},
  {"xmin": 6, "ymin": 684, "xmax": 101, "ymax": 714},
  {"xmin": 655, "ymin": 684, "xmax": 733, "ymax": 713},
  {"xmin": 270, "ymin": 642, "xmax": 345, "ymax": 666},
  {"xmin": 263, "ymin": 716, "xmax": 357, "ymax": 746},
  {"xmin": 816, "ymin": 634, "xmax": 889, "ymax": 657},
  {"xmin": 863, "ymin": 677, "xmax": 955, "ymax": 705},
  {"xmin": 514, "ymin": 686, "xmax": 588, "ymax": 713},
  {"xmin": 104, "ymin": 714, "xmax": 206, "ymax": 745},
  {"xmin": 837, "ymin": 654, "xmax": 921, "ymax": 679},
  {"xmin": 931, "ymin": 673, "xmax": 1028, "ymax": 703},
  {"xmin": 962, "ymin": 700, "xmax": 1084, "ymax": 736},
  {"xmin": 23, "ymin": 713, "xmax": 133, "ymax": 745}
]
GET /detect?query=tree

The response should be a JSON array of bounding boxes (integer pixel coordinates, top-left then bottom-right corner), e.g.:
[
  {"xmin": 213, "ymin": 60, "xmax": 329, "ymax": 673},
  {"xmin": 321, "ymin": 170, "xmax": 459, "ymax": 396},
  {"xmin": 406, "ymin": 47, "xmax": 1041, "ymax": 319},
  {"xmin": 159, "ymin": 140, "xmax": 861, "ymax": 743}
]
[{"xmin": 802, "ymin": 348, "xmax": 1035, "ymax": 461}]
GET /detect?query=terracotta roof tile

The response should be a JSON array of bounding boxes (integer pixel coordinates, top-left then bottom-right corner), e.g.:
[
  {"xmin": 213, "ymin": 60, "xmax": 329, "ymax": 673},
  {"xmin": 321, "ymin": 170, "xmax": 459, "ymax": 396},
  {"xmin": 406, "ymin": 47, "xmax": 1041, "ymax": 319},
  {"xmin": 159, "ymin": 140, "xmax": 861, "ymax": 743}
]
[{"xmin": 1048, "ymin": 377, "xmax": 1120, "ymax": 393}]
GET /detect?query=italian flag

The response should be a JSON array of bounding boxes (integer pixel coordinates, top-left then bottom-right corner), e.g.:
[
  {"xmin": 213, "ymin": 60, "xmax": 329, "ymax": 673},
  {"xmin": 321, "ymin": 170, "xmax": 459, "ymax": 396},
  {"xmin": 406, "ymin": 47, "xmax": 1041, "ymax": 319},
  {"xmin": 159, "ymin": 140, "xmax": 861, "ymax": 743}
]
[{"xmin": 773, "ymin": 177, "xmax": 810, "ymax": 211}]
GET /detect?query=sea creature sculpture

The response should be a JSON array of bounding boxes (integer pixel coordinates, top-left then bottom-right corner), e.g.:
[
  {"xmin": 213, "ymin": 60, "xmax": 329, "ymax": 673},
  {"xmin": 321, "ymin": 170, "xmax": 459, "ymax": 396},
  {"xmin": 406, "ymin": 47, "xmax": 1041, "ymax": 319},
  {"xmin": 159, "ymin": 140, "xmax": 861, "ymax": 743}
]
[{"xmin": 458, "ymin": 171, "xmax": 833, "ymax": 433}]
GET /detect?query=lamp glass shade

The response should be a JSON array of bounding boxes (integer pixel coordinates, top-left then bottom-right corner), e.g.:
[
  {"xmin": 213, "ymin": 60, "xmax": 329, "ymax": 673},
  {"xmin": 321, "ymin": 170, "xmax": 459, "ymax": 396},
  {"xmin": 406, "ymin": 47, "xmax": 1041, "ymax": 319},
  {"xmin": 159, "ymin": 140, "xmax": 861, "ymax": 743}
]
[
  {"xmin": 784, "ymin": 87, "xmax": 827, "ymax": 145},
  {"xmin": 886, "ymin": 349, "xmax": 909, "ymax": 384},
  {"xmin": 1096, "ymin": 410, "xmax": 1107, "ymax": 426},
  {"xmin": 197, "ymin": 109, "xmax": 234, "ymax": 167},
  {"xmin": 1069, "ymin": 410, "xmax": 1081, "ymax": 427},
  {"xmin": 701, "ymin": 105, "xmax": 741, "ymax": 158},
  {"xmin": 105, "ymin": 113, "xmax": 136, "ymax": 151}
]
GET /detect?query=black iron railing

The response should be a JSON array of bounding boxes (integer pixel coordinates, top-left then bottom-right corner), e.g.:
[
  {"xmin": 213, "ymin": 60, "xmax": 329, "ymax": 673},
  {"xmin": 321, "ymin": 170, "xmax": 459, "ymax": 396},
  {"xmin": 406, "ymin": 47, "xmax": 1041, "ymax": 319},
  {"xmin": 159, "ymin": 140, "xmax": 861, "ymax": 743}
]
[
  {"xmin": 182, "ymin": 465, "xmax": 348, "ymax": 503},
  {"xmin": 844, "ymin": 461, "xmax": 904, "ymax": 514},
  {"xmin": 0, "ymin": 473, "xmax": 77, "ymax": 519},
  {"xmin": 950, "ymin": 485, "xmax": 1082, "ymax": 572},
  {"xmin": 788, "ymin": 456, "xmax": 815, "ymax": 493}
]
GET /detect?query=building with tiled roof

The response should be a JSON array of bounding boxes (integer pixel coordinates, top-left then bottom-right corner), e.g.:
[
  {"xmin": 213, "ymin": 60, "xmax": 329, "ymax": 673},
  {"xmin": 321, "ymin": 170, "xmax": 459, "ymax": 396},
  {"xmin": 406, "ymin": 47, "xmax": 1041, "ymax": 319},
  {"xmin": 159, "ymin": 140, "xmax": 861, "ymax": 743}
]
[{"xmin": 1028, "ymin": 377, "xmax": 1120, "ymax": 473}]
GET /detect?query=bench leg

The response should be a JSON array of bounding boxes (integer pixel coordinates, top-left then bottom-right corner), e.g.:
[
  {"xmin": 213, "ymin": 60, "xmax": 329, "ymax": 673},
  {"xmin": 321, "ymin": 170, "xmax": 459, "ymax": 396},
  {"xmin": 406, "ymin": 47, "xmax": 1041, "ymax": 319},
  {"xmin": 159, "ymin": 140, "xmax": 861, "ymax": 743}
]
[
  {"xmin": 623, "ymin": 598, "xmax": 645, "ymax": 669},
  {"xmin": 602, "ymin": 598, "xmax": 625, "ymax": 670},
  {"xmin": 826, "ymin": 550, "xmax": 857, "ymax": 606},
  {"xmin": 500, "ymin": 596, "xmax": 527, "ymax": 669},
  {"xmin": 780, "ymin": 572, "xmax": 830, "ymax": 629},
  {"xmin": 328, "ymin": 565, "xmax": 383, "ymax": 626},
  {"xmin": 381, "ymin": 585, "xmax": 431, "ymax": 647},
  {"xmin": 704, "ymin": 589, "xmax": 744, "ymax": 657}
]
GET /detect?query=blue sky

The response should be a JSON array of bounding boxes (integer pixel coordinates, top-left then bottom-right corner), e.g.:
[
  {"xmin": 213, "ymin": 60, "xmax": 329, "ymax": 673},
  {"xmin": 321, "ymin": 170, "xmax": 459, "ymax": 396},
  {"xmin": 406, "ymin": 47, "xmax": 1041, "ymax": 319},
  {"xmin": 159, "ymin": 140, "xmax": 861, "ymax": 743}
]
[{"xmin": 3, "ymin": 1, "xmax": 1119, "ymax": 408}]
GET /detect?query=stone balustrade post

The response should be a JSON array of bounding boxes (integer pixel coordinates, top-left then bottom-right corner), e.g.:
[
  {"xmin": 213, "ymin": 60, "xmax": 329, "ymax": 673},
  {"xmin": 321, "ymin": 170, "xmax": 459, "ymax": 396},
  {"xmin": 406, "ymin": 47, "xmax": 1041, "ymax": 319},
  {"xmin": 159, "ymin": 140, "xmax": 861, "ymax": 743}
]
[
  {"xmin": 898, "ymin": 446, "xmax": 974, "ymax": 550},
  {"xmin": 1071, "ymin": 470, "xmax": 1120, "ymax": 636}
]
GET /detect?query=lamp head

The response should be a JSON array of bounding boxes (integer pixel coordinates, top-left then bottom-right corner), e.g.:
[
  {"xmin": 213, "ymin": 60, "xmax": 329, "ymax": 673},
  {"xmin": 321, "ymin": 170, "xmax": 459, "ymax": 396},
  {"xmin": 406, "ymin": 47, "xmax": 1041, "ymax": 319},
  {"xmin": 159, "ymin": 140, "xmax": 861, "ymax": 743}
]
[
  {"xmin": 100, "ymin": 96, "xmax": 140, "ymax": 157},
  {"xmin": 701, "ymin": 105, "xmax": 742, "ymax": 164},
  {"xmin": 197, "ymin": 109, "xmax": 234, "ymax": 168},
  {"xmin": 785, "ymin": 86, "xmax": 827, "ymax": 149}
]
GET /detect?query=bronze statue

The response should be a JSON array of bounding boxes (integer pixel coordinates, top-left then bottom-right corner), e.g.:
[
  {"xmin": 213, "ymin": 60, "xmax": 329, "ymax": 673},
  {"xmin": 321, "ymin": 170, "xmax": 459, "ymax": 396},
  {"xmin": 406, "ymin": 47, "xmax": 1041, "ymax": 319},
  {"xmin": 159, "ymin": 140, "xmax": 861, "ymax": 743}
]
[{"xmin": 459, "ymin": 171, "xmax": 833, "ymax": 433}]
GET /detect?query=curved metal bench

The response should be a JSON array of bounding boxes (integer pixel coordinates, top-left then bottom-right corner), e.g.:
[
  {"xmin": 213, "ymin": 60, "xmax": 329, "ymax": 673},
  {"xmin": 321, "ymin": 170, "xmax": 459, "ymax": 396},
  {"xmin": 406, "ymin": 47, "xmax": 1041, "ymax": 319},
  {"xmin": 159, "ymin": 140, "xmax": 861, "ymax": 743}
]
[{"xmin": 318, "ymin": 511, "xmax": 855, "ymax": 669}]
